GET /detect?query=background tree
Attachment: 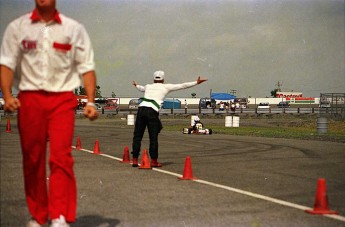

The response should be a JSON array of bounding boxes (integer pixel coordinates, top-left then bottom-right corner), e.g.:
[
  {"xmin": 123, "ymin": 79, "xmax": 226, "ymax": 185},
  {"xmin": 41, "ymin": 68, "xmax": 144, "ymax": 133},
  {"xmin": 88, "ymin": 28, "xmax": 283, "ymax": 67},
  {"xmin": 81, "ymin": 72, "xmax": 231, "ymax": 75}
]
[
  {"xmin": 78, "ymin": 86, "xmax": 86, "ymax": 95},
  {"xmin": 95, "ymin": 85, "xmax": 102, "ymax": 98},
  {"xmin": 75, "ymin": 85, "xmax": 102, "ymax": 97},
  {"xmin": 271, "ymin": 88, "xmax": 278, "ymax": 97},
  {"xmin": 111, "ymin": 92, "xmax": 116, "ymax": 98},
  {"xmin": 191, "ymin": 92, "xmax": 196, "ymax": 98}
]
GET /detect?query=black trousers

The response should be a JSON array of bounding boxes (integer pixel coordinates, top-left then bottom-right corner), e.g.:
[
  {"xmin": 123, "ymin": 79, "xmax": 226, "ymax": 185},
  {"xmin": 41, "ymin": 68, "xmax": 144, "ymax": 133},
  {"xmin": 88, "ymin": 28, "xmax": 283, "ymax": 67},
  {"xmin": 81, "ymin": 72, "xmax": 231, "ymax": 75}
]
[{"xmin": 132, "ymin": 107, "xmax": 162, "ymax": 159}]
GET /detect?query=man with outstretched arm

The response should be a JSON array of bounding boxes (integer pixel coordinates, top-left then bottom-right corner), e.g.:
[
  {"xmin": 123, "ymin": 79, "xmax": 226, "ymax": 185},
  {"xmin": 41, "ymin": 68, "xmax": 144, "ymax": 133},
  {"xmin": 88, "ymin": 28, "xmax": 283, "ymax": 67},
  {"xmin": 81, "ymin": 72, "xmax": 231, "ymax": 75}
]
[{"xmin": 131, "ymin": 70, "xmax": 207, "ymax": 167}]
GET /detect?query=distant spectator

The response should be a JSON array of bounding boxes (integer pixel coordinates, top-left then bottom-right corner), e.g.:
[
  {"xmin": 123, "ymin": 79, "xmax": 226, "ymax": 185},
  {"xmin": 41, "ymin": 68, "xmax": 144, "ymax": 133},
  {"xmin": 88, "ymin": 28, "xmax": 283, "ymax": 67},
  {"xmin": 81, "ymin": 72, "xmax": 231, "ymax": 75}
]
[
  {"xmin": 184, "ymin": 99, "xmax": 188, "ymax": 110},
  {"xmin": 219, "ymin": 101, "xmax": 225, "ymax": 111}
]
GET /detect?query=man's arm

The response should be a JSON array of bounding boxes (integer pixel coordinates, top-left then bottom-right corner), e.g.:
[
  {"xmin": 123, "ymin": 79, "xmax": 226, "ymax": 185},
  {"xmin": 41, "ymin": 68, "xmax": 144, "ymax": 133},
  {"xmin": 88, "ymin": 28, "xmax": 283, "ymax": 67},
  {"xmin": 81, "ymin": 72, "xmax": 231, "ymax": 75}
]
[
  {"xmin": 0, "ymin": 65, "xmax": 20, "ymax": 113},
  {"xmin": 165, "ymin": 76, "xmax": 208, "ymax": 91},
  {"xmin": 82, "ymin": 70, "xmax": 98, "ymax": 121},
  {"xmin": 132, "ymin": 81, "xmax": 145, "ymax": 92}
]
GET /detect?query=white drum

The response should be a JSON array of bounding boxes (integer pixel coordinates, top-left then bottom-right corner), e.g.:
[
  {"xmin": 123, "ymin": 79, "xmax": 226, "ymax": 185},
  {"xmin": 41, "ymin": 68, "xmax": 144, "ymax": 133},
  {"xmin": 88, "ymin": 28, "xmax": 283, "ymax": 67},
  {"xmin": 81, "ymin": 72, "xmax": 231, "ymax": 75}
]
[
  {"xmin": 127, "ymin": 114, "xmax": 135, "ymax": 125},
  {"xmin": 225, "ymin": 116, "xmax": 233, "ymax": 127},
  {"xmin": 232, "ymin": 116, "xmax": 240, "ymax": 127}
]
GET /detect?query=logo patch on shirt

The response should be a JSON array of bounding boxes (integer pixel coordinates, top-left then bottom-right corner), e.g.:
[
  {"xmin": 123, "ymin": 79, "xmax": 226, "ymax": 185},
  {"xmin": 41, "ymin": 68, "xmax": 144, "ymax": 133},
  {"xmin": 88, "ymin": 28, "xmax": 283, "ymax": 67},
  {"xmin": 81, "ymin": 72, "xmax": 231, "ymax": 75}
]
[
  {"xmin": 53, "ymin": 42, "xmax": 72, "ymax": 52},
  {"xmin": 22, "ymin": 40, "xmax": 37, "ymax": 50}
]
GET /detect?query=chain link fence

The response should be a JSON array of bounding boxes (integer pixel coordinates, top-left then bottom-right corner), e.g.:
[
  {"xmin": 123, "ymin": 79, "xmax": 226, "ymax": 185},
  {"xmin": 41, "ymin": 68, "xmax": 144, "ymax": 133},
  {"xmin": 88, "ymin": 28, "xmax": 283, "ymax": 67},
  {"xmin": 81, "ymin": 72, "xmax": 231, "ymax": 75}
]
[{"xmin": 319, "ymin": 93, "xmax": 345, "ymax": 119}]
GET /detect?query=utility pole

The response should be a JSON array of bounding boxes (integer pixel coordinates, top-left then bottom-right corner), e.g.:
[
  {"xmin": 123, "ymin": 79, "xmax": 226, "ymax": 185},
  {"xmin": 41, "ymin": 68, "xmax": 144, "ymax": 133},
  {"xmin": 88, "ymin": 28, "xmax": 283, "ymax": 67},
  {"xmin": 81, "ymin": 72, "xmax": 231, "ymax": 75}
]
[
  {"xmin": 276, "ymin": 81, "xmax": 283, "ymax": 92},
  {"xmin": 228, "ymin": 89, "xmax": 237, "ymax": 95}
]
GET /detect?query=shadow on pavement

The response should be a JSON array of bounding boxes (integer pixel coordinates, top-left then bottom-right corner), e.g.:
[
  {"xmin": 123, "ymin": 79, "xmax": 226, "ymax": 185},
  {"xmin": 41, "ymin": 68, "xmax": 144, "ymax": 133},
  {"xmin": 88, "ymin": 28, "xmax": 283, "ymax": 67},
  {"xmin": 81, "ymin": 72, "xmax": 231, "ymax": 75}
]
[{"xmin": 72, "ymin": 215, "xmax": 120, "ymax": 227}]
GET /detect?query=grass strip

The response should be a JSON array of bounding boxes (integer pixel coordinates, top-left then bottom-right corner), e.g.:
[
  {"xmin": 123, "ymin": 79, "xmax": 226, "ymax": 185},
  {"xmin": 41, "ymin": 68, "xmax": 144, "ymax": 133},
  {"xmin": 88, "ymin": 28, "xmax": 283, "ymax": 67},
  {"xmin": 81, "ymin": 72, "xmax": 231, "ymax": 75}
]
[{"xmin": 163, "ymin": 124, "xmax": 345, "ymax": 143}]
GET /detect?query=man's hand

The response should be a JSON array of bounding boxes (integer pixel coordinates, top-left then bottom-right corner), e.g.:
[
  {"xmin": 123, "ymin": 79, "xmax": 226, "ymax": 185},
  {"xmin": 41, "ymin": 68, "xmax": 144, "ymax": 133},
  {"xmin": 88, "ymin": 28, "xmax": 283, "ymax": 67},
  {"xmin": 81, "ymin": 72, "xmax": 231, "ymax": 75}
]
[
  {"xmin": 132, "ymin": 81, "xmax": 137, "ymax": 86},
  {"xmin": 1, "ymin": 65, "xmax": 19, "ymax": 113},
  {"xmin": 4, "ymin": 97, "xmax": 20, "ymax": 113},
  {"xmin": 82, "ymin": 71, "xmax": 97, "ymax": 121},
  {"xmin": 83, "ymin": 105, "xmax": 98, "ymax": 121},
  {"xmin": 197, "ymin": 76, "xmax": 208, "ymax": 84}
]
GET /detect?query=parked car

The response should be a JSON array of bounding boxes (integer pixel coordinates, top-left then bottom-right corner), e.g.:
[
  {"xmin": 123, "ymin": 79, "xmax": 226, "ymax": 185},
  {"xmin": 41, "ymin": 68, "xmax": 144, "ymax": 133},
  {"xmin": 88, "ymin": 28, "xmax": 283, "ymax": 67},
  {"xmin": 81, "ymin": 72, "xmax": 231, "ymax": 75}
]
[
  {"xmin": 277, "ymin": 101, "xmax": 290, "ymax": 108},
  {"xmin": 257, "ymin": 102, "xmax": 270, "ymax": 109},
  {"xmin": 234, "ymin": 98, "xmax": 248, "ymax": 109},
  {"xmin": 320, "ymin": 101, "xmax": 331, "ymax": 108},
  {"xmin": 128, "ymin": 98, "xmax": 141, "ymax": 109},
  {"xmin": 103, "ymin": 102, "xmax": 119, "ymax": 114},
  {"xmin": 199, "ymin": 98, "xmax": 216, "ymax": 109}
]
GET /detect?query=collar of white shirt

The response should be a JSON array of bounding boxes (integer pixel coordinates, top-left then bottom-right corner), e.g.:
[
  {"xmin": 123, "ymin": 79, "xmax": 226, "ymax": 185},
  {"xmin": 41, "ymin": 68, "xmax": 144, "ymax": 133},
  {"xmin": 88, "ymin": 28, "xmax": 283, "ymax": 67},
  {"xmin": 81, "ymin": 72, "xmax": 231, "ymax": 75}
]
[{"xmin": 30, "ymin": 8, "xmax": 62, "ymax": 24}]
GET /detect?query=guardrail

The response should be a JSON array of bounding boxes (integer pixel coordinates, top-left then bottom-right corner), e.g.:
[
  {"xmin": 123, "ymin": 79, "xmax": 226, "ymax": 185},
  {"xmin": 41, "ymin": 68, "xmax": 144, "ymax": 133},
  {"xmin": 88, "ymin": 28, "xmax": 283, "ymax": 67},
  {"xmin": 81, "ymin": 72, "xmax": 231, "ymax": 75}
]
[
  {"xmin": 3, "ymin": 107, "xmax": 344, "ymax": 118},
  {"xmin": 74, "ymin": 107, "xmax": 325, "ymax": 116},
  {"xmin": 159, "ymin": 107, "xmax": 321, "ymax": 115}
]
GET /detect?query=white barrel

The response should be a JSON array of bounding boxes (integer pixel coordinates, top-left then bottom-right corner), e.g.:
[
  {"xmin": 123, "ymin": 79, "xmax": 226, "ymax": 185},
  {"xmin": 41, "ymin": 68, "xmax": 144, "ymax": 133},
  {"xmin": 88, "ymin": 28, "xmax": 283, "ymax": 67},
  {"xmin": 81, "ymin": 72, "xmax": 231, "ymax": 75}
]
[
  {"xmin": 232, "ymin": 116, "xmax": 240, "ymax": 127},
  {"xmin": 225, "ymin": 116, "xmax": 233, "ymax": 127},
  {"xmin": 317, "ymin": 117, "xmax": 328, "ymax": 134},
  {"xmin": 191, "ymin": 115, "xmax": 198, "ymax": 126},
  {"xmin": 127, "ymin": 114, "xmax": 135, "ymax": 125}
]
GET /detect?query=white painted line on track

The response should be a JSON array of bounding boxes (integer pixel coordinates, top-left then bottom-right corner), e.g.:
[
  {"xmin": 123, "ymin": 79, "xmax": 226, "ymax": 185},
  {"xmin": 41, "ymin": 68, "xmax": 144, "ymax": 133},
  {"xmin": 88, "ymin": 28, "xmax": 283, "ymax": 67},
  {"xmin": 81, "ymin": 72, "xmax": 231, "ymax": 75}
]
[
  {"xmin": 152, "ymin": 167, "xmax": 183, "ymax": 178},
  {"xmin": 73, "ymin": 147, "xmax": 123, "ymax": 161},
  {"xmin": 193, "ymin": 179, "xmax": 345, "ymax": 222},
  {"xmin": 72, "ymin": 146, "xmax": 345, "ymax": 222}
]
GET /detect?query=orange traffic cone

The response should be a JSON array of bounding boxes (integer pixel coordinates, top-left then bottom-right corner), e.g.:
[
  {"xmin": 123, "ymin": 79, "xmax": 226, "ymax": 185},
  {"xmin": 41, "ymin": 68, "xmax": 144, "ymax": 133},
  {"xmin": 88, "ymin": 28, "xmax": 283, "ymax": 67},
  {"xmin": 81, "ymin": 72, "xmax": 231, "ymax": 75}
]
[
  {"xmin": 120, "ymin": 146, "xmax": 131, "ymax": 163},
  {"xmin": 139, "ymin": 149, "xmax": 151, "ymax": 169},
  {"xmin": 75, "ymin": 136, "xmax": 82, "ymax": 150},
  {"xmin": 93, "ymin": 139, "xmax": 101, "ymax": 154},
  {"xmin": 179, "ymin": 156, "xmax": 197, "ymax": 180},
  {"xmin": 305, "ymin": 178, "xmax": 339, "ymax": 215},
  {"xmin": 6, "ymin": 118, "xmax": 12, "ymax": 133}
]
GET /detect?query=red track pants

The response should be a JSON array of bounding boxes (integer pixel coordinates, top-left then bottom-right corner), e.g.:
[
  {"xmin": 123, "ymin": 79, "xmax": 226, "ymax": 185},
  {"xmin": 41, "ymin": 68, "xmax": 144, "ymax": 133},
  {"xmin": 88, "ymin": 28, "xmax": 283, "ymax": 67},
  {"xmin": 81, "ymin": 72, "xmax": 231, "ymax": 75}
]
[{"xmin": 18, "ymin": 91, "xmax": 77, "ymax": 224}]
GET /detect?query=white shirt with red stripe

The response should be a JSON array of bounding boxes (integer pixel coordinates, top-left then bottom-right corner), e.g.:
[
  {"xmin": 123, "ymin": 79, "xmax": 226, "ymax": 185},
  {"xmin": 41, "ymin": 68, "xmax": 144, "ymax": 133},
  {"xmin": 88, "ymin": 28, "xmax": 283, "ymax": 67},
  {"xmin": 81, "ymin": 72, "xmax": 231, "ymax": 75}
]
[
  {"xmin": 136, "ymin": 81, "xmax": 198, "ymax": 112},
  {"xmin": 0, "ymin": 9, "xmax": 95, "ymax": 92}
]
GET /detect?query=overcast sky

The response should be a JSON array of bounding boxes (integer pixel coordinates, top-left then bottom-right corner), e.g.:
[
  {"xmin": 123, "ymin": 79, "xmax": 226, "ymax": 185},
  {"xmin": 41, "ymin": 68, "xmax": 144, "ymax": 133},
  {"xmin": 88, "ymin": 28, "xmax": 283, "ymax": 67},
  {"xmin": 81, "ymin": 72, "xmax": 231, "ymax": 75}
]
[{"xmin": 1, "ymin": 0, "xmax": 344, "ymax": 98}]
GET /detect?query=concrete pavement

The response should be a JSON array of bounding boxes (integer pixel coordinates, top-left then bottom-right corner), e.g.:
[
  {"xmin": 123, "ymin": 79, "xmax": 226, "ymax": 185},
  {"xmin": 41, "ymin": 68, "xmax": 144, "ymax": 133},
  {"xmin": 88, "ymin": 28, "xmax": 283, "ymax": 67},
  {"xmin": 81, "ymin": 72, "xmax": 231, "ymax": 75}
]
[{"xmin": 1, "ymin": 118, "xmax": 345, "ymax": 226}]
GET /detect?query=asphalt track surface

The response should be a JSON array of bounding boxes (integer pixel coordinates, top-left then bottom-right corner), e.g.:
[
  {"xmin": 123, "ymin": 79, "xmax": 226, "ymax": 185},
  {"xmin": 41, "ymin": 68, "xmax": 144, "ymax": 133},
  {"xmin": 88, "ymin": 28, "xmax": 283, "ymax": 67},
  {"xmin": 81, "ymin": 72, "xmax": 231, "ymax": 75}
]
[{"xmin": 1, "ymin": 117, "xmax": 345, "ymax": 227}]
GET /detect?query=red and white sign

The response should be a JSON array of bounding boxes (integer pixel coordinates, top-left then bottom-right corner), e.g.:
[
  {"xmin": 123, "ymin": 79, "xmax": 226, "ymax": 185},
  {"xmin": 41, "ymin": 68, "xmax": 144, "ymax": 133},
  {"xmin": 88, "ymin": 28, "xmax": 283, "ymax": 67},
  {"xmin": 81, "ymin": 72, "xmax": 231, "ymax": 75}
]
[{"xmin": 276, "ymin": 92, "xmax": 302, "ymax": 98}]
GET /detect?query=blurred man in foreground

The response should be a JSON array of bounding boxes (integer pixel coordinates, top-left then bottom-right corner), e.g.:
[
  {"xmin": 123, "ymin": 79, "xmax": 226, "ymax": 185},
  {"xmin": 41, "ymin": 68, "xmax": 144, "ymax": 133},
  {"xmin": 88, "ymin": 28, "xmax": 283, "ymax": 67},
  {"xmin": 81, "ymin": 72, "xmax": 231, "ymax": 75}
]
[{"xmin": 0, "ymin": 0, "xmax": 98, "ymax": 226}]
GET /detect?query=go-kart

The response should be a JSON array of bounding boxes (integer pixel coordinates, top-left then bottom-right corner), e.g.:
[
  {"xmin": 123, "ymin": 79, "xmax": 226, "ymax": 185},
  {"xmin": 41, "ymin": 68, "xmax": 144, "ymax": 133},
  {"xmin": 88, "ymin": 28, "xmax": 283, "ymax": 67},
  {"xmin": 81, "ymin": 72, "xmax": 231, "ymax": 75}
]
[{"xmin": 183, "ymin": 120, "xmax": 212, "ymax": 135}]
